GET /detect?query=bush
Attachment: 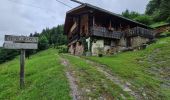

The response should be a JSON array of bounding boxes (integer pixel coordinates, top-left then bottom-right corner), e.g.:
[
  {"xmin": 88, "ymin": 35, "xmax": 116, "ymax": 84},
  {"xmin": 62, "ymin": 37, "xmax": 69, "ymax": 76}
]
[
  {"xmin": 134, "ymin": 15, "xmax": 153, "ymax": 25},
  {"xmin": 0, "ymin": 48, "xmax": 19, "ymax": 64},
  {"xmin": 38, "ymin": 35, "xmax": 49, "ymax": 51},
  {"xmin": 159, "ymin": 32, "xmax": 170, "ymax": 37},
  {"xmin": 167, "ymin": 17, "xmax": 170, "ymax": 23},
  {"xmin": 58, "ymin": 45, "xmax": 68, "ymax": 53}
]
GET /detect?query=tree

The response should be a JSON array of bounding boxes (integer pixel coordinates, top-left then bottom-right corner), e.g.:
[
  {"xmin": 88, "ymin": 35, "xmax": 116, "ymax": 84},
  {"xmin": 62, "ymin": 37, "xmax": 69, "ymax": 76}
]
[
  {"xmin": 145, "ymin": 0, "xmax": 161, "ymax": 15},
  {"xmin": 122, "ymin": 9, "xmax": 140, "ymax": 19},
  {"xmin": 134, "ymin": 15, "xmax": 153, "ymax": 25},
  {"xmin": 145, "ymin": 0, "xmax": 170, "ymax": 22},
  {"xmin": 38, "ymin": 35, "xmax": 49, "ymax": 50},
  {"xmin": 160, "ymin": 0, "xmax": 170, "ymax": 21}
]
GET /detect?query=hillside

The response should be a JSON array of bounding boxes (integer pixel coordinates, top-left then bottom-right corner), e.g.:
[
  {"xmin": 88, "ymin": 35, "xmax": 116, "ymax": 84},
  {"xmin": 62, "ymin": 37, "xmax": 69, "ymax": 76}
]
[
  {"xmin": 0, "ymin": 37, "xmax": 170, "ymax": 100},
  {"xmin": 0, "ymin": 49, "xmax": 71, "ymax": 100},
  {"xmin": 85, "ymin": 37, "xmax": 170, "ymax": 99}
]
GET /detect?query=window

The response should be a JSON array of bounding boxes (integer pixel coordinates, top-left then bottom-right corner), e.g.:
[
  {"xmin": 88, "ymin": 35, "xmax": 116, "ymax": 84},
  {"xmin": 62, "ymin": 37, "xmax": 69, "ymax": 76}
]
[{"xmin": 104, "ymin": 39, "xmax": 111, "ymax": 45}]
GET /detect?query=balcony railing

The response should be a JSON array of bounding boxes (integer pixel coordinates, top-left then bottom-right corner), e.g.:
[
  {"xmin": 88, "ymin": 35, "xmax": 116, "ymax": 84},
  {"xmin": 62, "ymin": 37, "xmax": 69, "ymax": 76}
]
[
  {"xmin": 90, "ymin": 26, "xmax": 123, "ymax": 39},
  {"xmin": 124, "ymin": 27, "xmax": 154, "ymax": 39}
]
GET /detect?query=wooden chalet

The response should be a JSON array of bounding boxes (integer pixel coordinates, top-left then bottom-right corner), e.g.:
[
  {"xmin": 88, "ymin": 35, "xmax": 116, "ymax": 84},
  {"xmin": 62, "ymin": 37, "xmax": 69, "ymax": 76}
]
[{"xmin": 64, "ymin": 3, "xmax": 154, "ymax": 55}]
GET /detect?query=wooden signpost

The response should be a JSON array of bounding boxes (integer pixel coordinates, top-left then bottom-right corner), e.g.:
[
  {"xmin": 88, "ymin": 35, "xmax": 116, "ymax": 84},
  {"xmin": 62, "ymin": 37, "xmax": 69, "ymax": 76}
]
[{"xmin": 3, "ymin": 35, "xmax": 38, "ymax": 89}]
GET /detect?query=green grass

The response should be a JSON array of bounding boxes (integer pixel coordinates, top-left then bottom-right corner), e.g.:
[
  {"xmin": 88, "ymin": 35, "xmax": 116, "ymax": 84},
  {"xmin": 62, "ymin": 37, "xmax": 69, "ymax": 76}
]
[
  {"xmin": 150, "ymin": 22, "xmax": 169, "ymax": 28},
  {"xmin": 86, "ymin": 37, "xmax": 170, "ymax": 99},
  {"xmin": 61, "ymin": 54, "xmax": 133, "ymax": 100},
  {"xmin": 0, "ymin": 49, "xmax": 71, "ymax": 100},
  {"xmin": 1, "ymin": 37, "xmax": 170, "ymax": 99}
]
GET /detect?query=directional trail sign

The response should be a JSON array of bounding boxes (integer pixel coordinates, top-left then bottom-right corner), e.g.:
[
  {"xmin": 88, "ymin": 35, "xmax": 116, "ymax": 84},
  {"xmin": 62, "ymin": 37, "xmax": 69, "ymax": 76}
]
[
  {"xmin": 5, "ymin": 35, "xmax": 38, "ymax": 43},
  {"xmin": 3, "ymin": 35, "xmax": 38, "ymax": 89},
  {"xmin": 3, "ymin": 43, "xmax": 38, "ymax": 49},
  {"xmin": 4, "ymin": 35, "xmax": 38, "ymax": 50}
]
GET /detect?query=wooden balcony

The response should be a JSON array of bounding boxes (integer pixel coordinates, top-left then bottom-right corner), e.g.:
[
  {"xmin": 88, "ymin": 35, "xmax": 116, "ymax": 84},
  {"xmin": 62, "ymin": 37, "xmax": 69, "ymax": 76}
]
[
  {"xmin": 90, "ymin": 26, "xmax": 123, "ymax": 39},
  {"xmin": 125, "ymin": 27, "xmax": 154, "ymax": 39}
]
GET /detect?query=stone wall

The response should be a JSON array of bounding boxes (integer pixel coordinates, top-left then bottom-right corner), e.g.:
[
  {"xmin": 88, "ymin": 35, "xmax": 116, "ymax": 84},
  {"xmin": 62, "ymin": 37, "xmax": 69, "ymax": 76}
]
[
  {"xmin": 68, "ymin": 44, "xmax": 75, "ymax": 55},
  {"xmin": 91, "ymin": 40, "xmax": 104, "ymax": 56},
  {"xmin": 75, "ymin": 42, "xmax": 84, "ymax": 55},
  {"xmin": 131, "ymin": 36, "xmax": 149, "ymax": 48},
  {"xmin": 68, "ymin": 42, "xmax": 84, "ymax": 55},
  {"xmin": 69, "ymin": 36, "xmax": 150, "ymax": 56}
]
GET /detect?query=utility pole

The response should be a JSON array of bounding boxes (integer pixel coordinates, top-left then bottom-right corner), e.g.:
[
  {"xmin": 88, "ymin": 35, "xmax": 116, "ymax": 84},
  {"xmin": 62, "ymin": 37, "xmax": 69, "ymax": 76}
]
[{"xmin": 70, "ymin": 0, "xmax": 84, "ymax": 5}]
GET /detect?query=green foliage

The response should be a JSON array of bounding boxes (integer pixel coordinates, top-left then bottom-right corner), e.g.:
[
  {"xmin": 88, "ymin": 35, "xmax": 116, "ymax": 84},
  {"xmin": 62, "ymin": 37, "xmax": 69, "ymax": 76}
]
[
  {"xmin": 159, "ymin": 32, "xmax": 170, "ymax": 37},
  {"xmin": 38, "ymin": 35, "xmax": 49, "ymax": 50},
  {"xmin": 146, "ymin": 0, "xmax": 170, "ymax": 22},
  {"xmin": 134, "ymin": 15, "xmax": 153, "ymax": 25},
  {"xmin": 40, "ymin": 25, "xmax": 67, "ymax": 46},
  {"xmin": 0, "ymin": 25, "xmax": 67, "ymax": 64},
  {"xmin": 122, "ymin": 9, "xmax": 140, "ymax": 19},
  {"xmin": 0, "ymin": 49, "xmax": 71, "ymax": 100},
  {"xmin": 32, "ymin": 25, "xmax": 67, "ymax": 51},
  {"xmin": 145, "ymin": 0, "xmax": 161, "ymax": 15},
  {"xmin": 58, "ymin": 45, "xmax": 68, "ymax": 53},
  {"xmin": 62, "ymin": 54, "xmax": 133, "ymax": 99},
  {"xmin": 166, "ymin": 17, "xmax": 170, "ymax": 23},
  {"xmin": 122, "ymin": 0, "xmax": 170, "ymax": 24},
  {"xmin": 0, "ymin": 48, "xmax": 19, "ymax": 64},
  {"xmin": 150, "ymin": 22, "xmax": 168, "ymax": 28},
  {"xmin": 86, "ymin": 37, "xmax": 170, "ymax": 99},
  {"xmin": 122, "ymin": 10, "xmax": 153, "ymax": 25}
]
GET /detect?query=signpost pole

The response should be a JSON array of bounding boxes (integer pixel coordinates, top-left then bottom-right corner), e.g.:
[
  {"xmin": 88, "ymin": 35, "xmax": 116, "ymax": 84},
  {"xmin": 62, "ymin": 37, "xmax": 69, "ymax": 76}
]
[
  {"xmin": 20, "ymin": 49, "xmax": 25, "ymax": 89},
  {"xmin": 3, "ymin": 35, "xmax": 38, "ymax": 89}
]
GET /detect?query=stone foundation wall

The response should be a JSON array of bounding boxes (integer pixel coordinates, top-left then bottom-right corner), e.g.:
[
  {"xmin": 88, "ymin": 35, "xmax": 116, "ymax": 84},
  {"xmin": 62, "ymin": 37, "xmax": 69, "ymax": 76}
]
[
  {"xmin": 69, "ymin": 36, "xmax": 150, "ymax": 56},
  {"xmin": 68, "ymin": 45, "xmax": 75, "ymax": 55},
  {"xmin": 131, "ymin": 36, "xmax": 149, "ymax": 48},
  {"xmin": 91, "ymin": 40, "xmax": 104, "ymax": 56},
  {"xmin": 68, "ymin": 42, "xmax": 84, "ymax": 55},
  {"xmin": 75, "ymin": 42, "xmax": 84, "ymax": 55}
]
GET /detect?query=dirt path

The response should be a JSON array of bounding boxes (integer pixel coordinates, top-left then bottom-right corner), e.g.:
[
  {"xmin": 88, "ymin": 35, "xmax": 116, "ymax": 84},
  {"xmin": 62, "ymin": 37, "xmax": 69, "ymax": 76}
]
[
  {"xmin": 60, "ymin": 58, "xmax": 81, "ymax": 100},
  {"xmin": 83, "ymin": 58, "xmax": 144, "ymax": 100}
]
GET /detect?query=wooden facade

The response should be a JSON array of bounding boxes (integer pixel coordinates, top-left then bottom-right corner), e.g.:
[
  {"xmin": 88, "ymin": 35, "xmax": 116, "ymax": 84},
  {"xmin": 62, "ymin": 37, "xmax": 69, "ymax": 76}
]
[{"xmin": 64, "ymin": 3, "xmax": 154, "ymax": 55}]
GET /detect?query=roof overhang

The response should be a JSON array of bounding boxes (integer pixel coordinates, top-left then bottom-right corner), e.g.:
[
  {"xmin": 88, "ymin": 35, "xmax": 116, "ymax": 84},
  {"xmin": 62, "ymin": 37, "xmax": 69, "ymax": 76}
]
[{"xmin": 64, "ymin": 3, "xmax": 153, "ymax": 35}]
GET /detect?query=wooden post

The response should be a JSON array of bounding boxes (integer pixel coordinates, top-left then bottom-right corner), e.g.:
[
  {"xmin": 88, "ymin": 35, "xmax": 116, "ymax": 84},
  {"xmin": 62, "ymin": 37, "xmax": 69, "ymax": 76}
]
[
  {"xmin": 20, "ymin": 49, "xmax": 25, "ymax": 89},
  {"xmin": 3, "ymin": 35, "xmax": 38, "ymax": 89}
]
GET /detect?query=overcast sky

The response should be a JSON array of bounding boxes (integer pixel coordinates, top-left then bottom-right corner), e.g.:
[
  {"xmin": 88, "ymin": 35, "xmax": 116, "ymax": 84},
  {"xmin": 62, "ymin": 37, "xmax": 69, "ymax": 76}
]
[{"xmin": 0, "ymin": 0, "xmax": 149, "ymax": 46}]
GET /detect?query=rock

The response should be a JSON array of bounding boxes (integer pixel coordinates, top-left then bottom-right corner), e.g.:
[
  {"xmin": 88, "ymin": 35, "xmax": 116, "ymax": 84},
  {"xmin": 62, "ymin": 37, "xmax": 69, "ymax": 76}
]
[{"xmin": 123, "ymin": 87, "xmax": 131, "ymax": 92}]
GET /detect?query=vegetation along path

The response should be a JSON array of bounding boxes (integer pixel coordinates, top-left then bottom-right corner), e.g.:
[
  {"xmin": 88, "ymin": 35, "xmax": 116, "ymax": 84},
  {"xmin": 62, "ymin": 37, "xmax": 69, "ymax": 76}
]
[
  {"xmin": 82, "ymin": 58, "xmax": 143, "ymax": 100},
  {"xmin": 85, "ymin": 37, "xmax": 170, "ymax": 100},
  {"xmin": 60, "ymin": 54, "xmax": 134, "ymax": 100},
  {"xmin": 59, "ymin": 37, "xmax": 170, "ymax": 100},
  {"xmin": 60, "ymin": 57, "xmax": 81, "ymax": 100}
]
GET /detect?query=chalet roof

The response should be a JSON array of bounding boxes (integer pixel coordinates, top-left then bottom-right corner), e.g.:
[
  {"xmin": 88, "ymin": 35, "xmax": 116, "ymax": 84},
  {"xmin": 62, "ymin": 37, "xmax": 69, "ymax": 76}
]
[{"xmin": 64, "ymin": 3, "xmax": 152, "ymax": 34}]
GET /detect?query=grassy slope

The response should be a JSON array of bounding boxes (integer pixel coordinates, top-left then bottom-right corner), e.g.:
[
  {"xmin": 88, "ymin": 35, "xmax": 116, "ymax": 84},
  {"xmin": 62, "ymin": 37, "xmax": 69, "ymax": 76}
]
[
  {"xmin": 86, "ymin": 37, "xmax": 170, "ymax": 99},
  {"xmin": 62, "ymin": 54, "xmax": 133, "ymax": 100},
  {"xmin": 150, "ymin": 22, "xmax": 169, "ymax": 28},
  {"xmin": 0, "ymin": 49, "xmax": 71, "ymax": 100}
]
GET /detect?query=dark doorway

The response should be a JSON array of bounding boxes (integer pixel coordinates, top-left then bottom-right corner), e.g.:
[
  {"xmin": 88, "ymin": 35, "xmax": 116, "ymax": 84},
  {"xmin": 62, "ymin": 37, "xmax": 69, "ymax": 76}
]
[{"xmin": 127, "ymin": 37, "xmax": 131, "ymax": 47}]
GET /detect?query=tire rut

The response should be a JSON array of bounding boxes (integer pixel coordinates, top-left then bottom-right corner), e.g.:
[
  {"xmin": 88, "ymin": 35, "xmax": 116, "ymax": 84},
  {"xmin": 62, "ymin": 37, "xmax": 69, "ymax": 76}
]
[
  {"xmin": 83, "ymin": 58, "xmax": 144, "ymax": 100},
  {"xmin": 60, "ymin": 57, "xmax": 81, "ymax": 100}
]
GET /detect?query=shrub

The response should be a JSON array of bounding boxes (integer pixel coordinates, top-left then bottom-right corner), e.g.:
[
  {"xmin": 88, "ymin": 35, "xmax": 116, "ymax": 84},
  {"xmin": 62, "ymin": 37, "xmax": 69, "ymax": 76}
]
[
  {"xmin": 58, "ymin": 45, "xmax": 68, "ymax": 53},
  {"xmin": 134, "ymin": 15, "xmax": 153, "ymax": 25},
  {"xmin": 38, "ymin": 35, "xmax": 49, "ymax": 50}
]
